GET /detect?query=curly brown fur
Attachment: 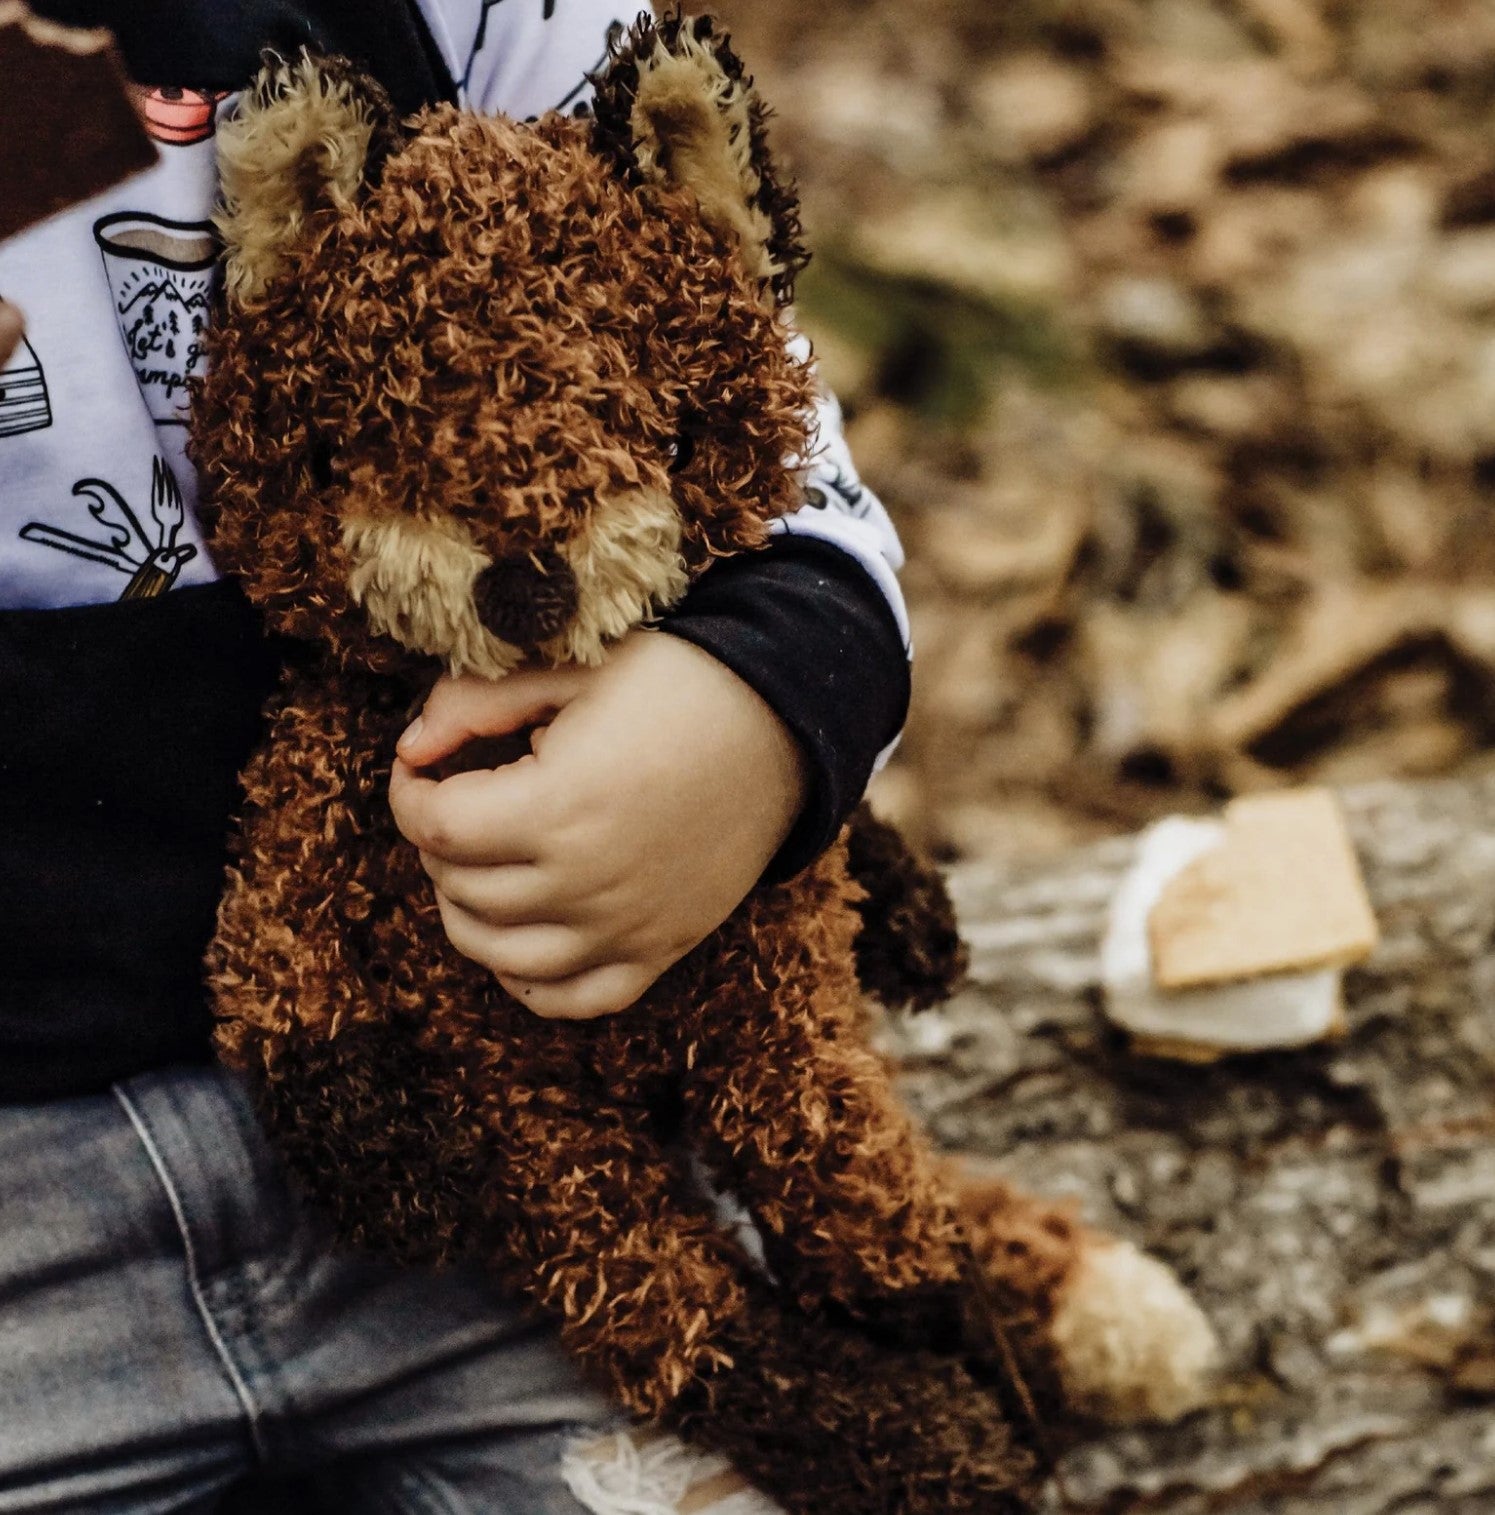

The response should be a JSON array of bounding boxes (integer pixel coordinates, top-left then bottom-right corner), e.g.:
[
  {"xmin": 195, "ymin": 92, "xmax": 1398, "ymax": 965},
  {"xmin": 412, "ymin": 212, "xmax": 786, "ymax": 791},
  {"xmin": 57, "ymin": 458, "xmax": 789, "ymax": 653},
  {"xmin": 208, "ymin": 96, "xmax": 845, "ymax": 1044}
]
[
  {"xmin": 197, "ymin": 106, "xmax": 806, "ymax": 672},
  {"xmin": 845, "ymin": 803, "xmax": 969, "ymax": 1012},
  {"xmin": 670, "ymin": 1293, "xmax": 1043, "ymax": 1515},
  {"xmin": 195, "ymin": 40, "xmax": 1159, "ymax": 1515},
  {"xmin": 213, "ymin": 685, "xmax": 1067, "ymax": 1509},
  {"xmin": 591, "ymin": 10, "xmax": 808, "ymax": 306}
]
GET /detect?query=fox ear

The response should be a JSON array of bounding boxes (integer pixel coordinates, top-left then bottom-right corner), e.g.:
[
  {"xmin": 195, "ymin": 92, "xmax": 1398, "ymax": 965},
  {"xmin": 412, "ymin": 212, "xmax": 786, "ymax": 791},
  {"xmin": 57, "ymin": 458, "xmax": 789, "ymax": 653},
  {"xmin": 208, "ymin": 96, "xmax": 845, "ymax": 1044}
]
[
  {"xmin": 215, "ymin": 51, "xmax": 403, "ymax": 305},
  {"xmin": 590, "ymin": 13, "xmax": 807, "ymax": 305}
]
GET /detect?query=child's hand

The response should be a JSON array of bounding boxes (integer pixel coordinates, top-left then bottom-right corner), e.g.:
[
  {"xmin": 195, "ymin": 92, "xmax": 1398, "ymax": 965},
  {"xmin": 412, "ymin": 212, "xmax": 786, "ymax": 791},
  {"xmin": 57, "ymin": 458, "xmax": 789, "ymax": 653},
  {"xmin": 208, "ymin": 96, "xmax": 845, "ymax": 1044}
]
[
  {"xmin": 388, "ymin": 631, "xmax": 807, "ymax": 1019},
  {"xmin": 0, "ymin": 303, "xmax": 23, "ymax": 367}
]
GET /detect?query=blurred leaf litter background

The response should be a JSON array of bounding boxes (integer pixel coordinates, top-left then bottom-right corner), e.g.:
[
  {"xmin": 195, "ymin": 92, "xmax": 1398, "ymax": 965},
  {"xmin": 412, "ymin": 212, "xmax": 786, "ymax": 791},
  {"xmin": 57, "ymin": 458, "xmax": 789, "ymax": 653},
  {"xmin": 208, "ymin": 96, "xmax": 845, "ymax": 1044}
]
[{"xmin": 712, "ymin": 0, "xmax": 1495, "ymax": 862}]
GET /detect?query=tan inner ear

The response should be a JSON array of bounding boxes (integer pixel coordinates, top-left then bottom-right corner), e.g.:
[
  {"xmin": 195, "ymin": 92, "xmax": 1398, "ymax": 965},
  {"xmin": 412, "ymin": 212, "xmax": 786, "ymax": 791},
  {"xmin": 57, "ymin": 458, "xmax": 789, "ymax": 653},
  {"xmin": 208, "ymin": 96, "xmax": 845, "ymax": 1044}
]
[
  {"xmin": 215, "ymin": 55, "xmax": 380, "ymax": 305},
  {"xmin": 629, "ymin": 40, "xmax": 780, "ymax": 289}
]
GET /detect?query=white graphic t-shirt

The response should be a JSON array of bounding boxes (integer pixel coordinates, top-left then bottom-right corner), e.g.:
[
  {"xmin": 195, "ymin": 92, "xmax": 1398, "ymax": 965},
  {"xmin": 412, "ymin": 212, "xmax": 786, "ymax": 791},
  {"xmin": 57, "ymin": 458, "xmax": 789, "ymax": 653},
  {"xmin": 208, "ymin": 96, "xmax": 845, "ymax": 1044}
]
[{"xmin": 0, "ymin": 0, "xmax": 906, "ymax": 648}]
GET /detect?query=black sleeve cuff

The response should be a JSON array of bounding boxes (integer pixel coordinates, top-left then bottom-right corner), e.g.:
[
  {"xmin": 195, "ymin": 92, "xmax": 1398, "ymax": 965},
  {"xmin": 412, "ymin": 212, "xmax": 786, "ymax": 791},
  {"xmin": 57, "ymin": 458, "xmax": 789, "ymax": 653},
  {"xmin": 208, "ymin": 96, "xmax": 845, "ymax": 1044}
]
[{"xmin": 658, "ymin": 534, "xmax": 910, "ymax": 882}]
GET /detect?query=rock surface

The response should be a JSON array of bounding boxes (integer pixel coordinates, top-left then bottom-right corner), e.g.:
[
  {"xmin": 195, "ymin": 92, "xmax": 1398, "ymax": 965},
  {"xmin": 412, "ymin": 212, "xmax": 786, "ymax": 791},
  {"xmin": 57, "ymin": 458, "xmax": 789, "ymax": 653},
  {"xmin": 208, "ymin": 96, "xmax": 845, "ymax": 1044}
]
[{"xmin": 880, "ymin": 774, "xmax": 1495, "ymax": 1511}]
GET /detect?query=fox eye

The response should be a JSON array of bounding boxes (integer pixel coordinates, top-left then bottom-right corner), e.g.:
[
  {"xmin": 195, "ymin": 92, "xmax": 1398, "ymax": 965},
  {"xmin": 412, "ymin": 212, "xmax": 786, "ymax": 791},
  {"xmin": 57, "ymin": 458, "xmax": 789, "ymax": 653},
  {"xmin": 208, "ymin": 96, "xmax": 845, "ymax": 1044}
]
[
  {"xmin": 668, "ymin": 417, "xmax": 699, "ymax": 475},
  {"xmin": 307, "ymin": 433, "xmax": 336, "ymax": 491}
]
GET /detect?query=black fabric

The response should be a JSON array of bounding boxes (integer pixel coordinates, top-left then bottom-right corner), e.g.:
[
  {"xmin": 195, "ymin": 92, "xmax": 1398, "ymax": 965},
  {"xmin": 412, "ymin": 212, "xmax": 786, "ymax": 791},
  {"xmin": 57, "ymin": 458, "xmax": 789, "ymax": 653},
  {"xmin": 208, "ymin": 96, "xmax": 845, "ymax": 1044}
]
[
  {"xmin": 0, "ymin": 583, "xmax": 282, "ymax": 1100},
  {"xmin": 660, "ymin": 534, "xmax": 911, "ymax": 883},
  {"xmin": 27, "ymin": 0, "xmax": 458, "ymax": 110}
]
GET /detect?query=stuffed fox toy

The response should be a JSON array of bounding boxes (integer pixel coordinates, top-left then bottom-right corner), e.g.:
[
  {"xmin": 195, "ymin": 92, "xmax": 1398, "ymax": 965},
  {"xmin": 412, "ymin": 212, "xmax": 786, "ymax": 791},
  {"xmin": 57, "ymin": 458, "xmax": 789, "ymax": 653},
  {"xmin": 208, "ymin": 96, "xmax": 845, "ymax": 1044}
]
[{"xmin": 195, "ymin": 16, "xmax": 1217, "ymax": 1513}]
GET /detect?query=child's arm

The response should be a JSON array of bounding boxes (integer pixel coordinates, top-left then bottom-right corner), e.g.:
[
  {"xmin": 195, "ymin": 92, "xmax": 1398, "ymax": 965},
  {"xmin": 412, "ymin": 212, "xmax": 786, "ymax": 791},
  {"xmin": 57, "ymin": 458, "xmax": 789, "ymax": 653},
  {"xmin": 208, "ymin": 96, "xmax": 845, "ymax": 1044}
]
[
  {"xmin": 390, "ymin": 634, "xmax": 807, "ymax": 1019},
  {"xmin": 393, "ymin": 0, "xmax": 910, "ymax": 1018}
]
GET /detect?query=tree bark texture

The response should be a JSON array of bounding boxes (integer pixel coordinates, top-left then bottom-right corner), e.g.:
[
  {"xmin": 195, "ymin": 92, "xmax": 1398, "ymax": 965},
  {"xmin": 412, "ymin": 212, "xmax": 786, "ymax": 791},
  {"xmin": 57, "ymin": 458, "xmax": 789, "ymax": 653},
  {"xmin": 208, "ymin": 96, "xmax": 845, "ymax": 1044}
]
[{"xmin": 881, "ymin": 773, "xmax": 1495, "ymax": 1512}]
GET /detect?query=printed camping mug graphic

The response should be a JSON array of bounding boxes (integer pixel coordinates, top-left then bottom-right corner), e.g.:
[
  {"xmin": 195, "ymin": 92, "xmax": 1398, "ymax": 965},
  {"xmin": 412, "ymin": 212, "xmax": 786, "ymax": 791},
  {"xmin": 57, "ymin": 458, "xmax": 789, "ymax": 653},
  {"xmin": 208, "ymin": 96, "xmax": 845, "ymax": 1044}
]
[
  {"xmin": 0, "ymin": 315, "xmax": 51, "ymax": 439},
  {"xmin": 20, "ymin": 457, "xmax": 197, "ymax": 600},
  {"xmin": 93, "ymin": 211, "xmax": 216, "ymax": 426}
]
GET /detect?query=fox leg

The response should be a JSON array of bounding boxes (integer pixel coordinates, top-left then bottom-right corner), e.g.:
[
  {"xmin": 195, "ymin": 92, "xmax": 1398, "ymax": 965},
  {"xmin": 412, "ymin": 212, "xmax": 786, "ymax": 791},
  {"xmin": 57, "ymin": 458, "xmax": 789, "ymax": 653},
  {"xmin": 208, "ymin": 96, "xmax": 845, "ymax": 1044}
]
[
  {"xmin": 951, "ymin": 1162, "xmax": 1220, "ymax": 1424},
  {"xmin": 474, "ymin": 1088, "xmax": 1042, "ymax": 1515},
  {"xmin": 677, "ymin": 920, "xmax": 1033, "ymax": 1375},
  {"xmin": 673, "ymin": 878, "xmax": 1216, "ymax": 1432}
]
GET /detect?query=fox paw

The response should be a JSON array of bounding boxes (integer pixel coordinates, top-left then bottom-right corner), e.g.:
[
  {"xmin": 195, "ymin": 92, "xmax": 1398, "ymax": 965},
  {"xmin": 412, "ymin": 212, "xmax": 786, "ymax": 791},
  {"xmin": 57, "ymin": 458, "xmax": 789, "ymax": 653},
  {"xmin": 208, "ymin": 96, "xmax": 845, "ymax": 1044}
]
[{"xmin": 1051, "ymin": 1238, "xmax": 1219, "ymax": 1423}]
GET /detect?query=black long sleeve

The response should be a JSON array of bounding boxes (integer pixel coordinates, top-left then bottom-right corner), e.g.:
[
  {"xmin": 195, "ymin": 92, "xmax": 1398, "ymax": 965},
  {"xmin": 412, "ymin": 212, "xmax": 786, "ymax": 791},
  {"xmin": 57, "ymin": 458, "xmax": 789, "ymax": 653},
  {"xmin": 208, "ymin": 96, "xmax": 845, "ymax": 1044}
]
[{"xmin": 661, "ymin": 535, "xmax": 911, "ymax": 881}]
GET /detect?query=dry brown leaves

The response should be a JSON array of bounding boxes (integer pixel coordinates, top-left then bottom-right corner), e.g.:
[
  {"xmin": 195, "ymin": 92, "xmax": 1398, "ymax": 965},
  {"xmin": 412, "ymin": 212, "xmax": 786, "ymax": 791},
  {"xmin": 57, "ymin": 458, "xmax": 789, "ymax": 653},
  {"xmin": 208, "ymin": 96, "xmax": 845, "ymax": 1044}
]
[{"xmin": 713, "ymin": 0, "xmax": 1495, "ymax": 861}]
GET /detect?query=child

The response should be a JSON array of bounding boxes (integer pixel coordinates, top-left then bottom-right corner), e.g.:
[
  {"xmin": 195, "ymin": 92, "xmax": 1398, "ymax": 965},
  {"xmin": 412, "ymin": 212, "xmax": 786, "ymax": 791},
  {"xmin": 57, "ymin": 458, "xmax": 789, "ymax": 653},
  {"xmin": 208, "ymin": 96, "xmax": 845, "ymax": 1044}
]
[{"xmin": 0, "ymin": 1, "xmax": 909, "ymax": 1509}]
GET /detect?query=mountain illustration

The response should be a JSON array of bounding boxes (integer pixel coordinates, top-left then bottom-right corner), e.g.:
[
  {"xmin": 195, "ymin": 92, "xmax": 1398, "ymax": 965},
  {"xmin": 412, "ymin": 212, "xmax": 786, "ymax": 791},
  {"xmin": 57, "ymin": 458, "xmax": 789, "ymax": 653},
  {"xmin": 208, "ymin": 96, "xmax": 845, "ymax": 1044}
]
[{"xmin": 115, "ymin": 275, "xmax": 212, "ymax": 317}]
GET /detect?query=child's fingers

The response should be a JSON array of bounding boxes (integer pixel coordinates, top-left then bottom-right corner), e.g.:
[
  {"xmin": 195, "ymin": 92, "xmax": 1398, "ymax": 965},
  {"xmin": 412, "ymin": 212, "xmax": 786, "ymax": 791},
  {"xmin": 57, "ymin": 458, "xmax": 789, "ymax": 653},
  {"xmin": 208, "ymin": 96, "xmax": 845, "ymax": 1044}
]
[
  {"xmin": 496, "ymin": 961, "xmax": 658, "ymax": 1021},
  {"xmin": 0, "ymin": 303, "xmax": 23, "ymax": 366},
  {"xmin": 388, "ymin": 759, "xmax": 547, "ymax": 865},
  {"xmin": 397, "ymin": 667, "xmax": 583, "ymax": 766},
  {"xmin": 434, "ymin": 904, "xmax": 606, "ymax": 984},
  {"xmin": 419, "ymin": 855, "xmax": 567, "ymax": 927}
]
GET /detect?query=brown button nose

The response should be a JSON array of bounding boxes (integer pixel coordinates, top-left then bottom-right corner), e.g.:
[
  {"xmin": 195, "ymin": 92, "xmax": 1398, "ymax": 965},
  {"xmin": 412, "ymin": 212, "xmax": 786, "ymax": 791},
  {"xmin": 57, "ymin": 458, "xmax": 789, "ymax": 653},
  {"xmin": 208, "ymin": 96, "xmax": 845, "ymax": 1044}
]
[{"xmin": 473, "ymin": 547, "xmax": 578, "ymax": 647}]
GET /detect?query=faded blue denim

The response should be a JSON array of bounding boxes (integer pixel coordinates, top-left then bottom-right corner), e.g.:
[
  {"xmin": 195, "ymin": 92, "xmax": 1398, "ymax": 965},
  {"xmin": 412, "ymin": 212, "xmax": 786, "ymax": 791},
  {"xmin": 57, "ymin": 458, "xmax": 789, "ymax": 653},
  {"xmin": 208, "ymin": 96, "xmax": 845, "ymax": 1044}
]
[{"xmin": 0, "ymin": 1063, "xmax": 617, "ymax": 1513}]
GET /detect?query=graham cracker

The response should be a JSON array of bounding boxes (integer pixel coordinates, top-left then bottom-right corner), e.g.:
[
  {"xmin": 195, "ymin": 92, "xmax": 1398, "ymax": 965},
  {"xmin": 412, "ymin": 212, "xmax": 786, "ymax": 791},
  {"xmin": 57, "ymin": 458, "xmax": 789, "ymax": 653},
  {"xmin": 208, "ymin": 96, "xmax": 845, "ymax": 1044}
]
[
  {"xmin": 1126, "ymin": 1032, "xmax": 1234, "ymax": 1065},
  {"xmin": 1149, "ymin": 788, "xmax": 1379, "ymax": 991},
  {"xmin": 0, "ymin": 2, "xmax": 156, "ymax": 244},
  {"xmin": 1129, "ymin": 1002, "xmax": 1349, "ymax": 1064}
]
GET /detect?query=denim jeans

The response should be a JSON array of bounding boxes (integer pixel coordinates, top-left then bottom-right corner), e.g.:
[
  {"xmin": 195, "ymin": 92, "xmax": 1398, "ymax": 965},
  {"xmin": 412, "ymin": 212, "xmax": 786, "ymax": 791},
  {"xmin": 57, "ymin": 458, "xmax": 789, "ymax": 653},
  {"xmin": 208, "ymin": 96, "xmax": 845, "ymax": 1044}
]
[{"xmin": 0, "ymin": 1062, "xmax": 620, "ymax": 1514}]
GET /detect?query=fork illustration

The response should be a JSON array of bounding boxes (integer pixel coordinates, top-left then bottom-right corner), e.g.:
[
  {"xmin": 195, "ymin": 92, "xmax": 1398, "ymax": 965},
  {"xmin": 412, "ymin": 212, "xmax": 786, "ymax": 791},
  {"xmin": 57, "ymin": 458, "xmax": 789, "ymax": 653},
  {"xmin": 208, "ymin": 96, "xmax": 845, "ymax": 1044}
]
[{"xmin": 20, "ymin": 457, "xmax": 198, "ymax": 599}]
